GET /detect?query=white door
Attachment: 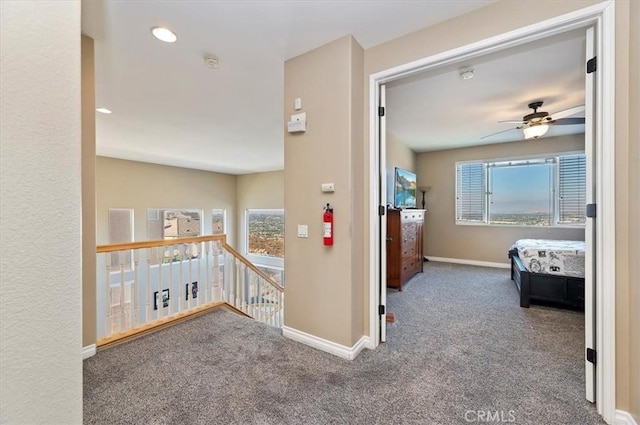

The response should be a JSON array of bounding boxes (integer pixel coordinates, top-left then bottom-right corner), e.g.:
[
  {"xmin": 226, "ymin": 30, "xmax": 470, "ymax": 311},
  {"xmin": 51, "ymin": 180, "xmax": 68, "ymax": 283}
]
[
  {"xmin": 584, "ymin": 25, "xmax": 596, "ymax": 403},
  {"xmin": 379, "ymin": 84, "xmax": 388, "ymax": 343}
]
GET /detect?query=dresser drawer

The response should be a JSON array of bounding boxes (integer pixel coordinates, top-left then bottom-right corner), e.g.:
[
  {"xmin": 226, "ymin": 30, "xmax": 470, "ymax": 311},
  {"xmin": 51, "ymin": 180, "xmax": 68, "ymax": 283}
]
[
  {"xmin": 401, "ymin": 244, "xmax": 416, "ymax": 259},
  {"xmin": 400, "ymin": 258, "xmax": 417, "ymax": 280},
  {"xmin": 402, "ymin": 211, "xmax": 424, "ymax": 222}
]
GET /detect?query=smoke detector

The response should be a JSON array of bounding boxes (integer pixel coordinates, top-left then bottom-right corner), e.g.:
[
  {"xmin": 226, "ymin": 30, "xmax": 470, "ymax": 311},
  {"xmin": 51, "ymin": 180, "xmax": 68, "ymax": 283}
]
[
  {"xmin": 204, "ymin": 55, "xmax": 220, "ymax": 69},
  {"xmin": 459, "ymin": 69, "xmax": 475, "ymax": 80}
]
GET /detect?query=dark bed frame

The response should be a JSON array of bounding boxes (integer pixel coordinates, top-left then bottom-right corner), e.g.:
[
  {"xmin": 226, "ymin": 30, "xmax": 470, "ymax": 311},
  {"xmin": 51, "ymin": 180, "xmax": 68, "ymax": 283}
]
[{"xmin": 508, "ymin": 248, "xmax": 585, "ymax": 309}]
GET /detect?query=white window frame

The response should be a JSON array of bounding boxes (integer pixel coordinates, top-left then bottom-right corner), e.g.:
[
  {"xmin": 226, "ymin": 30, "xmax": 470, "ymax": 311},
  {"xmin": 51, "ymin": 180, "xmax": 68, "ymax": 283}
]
[{"xmin": 455, "ymin": 152, "xmax": 586, "ymax": 228}]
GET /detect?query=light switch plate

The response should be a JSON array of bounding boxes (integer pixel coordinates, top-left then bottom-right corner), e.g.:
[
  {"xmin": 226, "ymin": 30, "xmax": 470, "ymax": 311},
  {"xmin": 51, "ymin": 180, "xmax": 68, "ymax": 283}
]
[{"xmin": 297, "ymin": 225, "xmax": 308, "ymax": 238}]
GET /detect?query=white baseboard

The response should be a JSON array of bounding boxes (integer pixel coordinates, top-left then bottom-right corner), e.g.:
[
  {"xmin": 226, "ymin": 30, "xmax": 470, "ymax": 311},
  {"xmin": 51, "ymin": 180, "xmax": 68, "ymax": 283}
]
[
  {"xmin": 82, "ymin": 344, "xmax": 96, "ymax": 360},
  {"xmin": 426, "ymin": 256, "xmax": 510, "ymax": 269},
  {"xmin": 616, "ymin": 410, "xmax": 638, "ymax": 425},
  {"xmin": 282, "ymin": 326, "xmax": 370, "ymax": 360}
]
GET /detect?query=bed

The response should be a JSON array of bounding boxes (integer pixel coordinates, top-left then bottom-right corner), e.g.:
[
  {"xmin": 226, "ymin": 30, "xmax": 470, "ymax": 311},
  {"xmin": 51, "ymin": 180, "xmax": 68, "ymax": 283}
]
[{"xmin": 508, "ymin": 239, "xmax": 585, "ymax": 309}]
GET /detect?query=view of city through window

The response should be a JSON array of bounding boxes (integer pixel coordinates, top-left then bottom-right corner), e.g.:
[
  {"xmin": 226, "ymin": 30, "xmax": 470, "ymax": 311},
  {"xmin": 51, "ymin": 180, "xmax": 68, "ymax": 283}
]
[
  {"xmin": 489, "ymin": 163, "xmax": 554, "ymax": 226},
  {"xmin": 247, "ymin": 210, "xmax": 285, "ymax": 258}
]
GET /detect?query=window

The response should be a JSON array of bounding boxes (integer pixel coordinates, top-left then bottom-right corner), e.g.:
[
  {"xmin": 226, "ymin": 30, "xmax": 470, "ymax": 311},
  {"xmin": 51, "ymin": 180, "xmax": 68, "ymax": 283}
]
[
  {"xmin": 211, "ymin": 209, "xmax": 226, "ymax": 235},
  {"xmin": 147, "ymin": 209, "xmax": 202, "ymax": 240},
  {"xmin": 456, "ymin": 153, "xmax": 586, "ymax": 227},
  {"xmin": 108, "ymin": 208, "xmax": 133, "ymax": 269},
  {"xmin": 147, "ymin": 209, "xmax": 202, "ymax": 264},
  {"xmin": 246, "ymin": 209, "xmax": 285, "ymax": 258},
  {"xmin": 246, "ymin": 209, "xmax": 285, "ymax": 285}
]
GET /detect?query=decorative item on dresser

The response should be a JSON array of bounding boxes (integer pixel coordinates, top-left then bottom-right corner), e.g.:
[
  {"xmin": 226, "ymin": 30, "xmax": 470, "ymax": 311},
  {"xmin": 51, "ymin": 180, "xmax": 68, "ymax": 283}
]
[{"xmin": 386, "ymin": 209, "xmax": 425, "ymax": 291}]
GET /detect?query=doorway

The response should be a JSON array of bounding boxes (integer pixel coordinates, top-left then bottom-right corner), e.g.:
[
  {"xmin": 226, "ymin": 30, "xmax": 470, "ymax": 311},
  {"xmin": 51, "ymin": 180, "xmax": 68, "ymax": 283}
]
[{"xmin": 367, "ymin": 3, "xmax": 616, "ymax": 422}]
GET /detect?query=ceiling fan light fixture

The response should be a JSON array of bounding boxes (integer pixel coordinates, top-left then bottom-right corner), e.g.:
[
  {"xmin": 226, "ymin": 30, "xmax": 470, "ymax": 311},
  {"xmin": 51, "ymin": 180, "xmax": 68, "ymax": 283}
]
[{"xmin": 523, "ymin": 124, "xmax": 549, "ymax": 140}]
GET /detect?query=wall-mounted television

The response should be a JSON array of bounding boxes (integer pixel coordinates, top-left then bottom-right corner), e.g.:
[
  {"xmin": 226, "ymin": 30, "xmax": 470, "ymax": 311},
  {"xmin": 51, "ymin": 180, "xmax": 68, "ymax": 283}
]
[{"xmin": 394, "ymin": 167, "xmax": 417, "ymax": 209}]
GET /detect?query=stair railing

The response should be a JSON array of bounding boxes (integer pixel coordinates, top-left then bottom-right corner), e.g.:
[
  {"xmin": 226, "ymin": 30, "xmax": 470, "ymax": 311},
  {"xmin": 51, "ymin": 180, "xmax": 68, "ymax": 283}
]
[{"xmin": 96, "ymin": 235, "xmax": 284, "ymax": 346}]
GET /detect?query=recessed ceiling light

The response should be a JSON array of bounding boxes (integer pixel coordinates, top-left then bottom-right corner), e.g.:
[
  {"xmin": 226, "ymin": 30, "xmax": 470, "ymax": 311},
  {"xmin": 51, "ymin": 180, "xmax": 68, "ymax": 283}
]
[
  {"xmin": 151, "ymin": 26, "xmax": 177, "ymax": 43},
  {"xmin": 96, "ymin": 108, "xmax": 112, "ymax": 114}
]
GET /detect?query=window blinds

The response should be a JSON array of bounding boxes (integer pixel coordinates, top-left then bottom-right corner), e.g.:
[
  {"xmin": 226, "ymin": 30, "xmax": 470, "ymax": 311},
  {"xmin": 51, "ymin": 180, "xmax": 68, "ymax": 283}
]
[
  {"xmin": 558, "ymin": 154, "xmax": 587, "ymax": 224},
  {"xmin": 456, "ymin": 162, "xmax": 485, "ymax": 223}
]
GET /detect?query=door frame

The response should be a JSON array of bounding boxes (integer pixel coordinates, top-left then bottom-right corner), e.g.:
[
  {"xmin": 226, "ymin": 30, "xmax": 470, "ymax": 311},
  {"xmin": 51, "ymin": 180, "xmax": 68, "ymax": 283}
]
[{"xmin": 367, "ymin": 2, "xmax": 616, "ymax": 422}]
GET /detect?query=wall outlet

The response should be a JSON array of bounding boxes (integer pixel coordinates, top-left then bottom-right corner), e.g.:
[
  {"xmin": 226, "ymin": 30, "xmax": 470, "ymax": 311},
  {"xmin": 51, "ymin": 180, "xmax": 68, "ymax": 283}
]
[{"xmin": 297, "ymin": 225, "xmax": 308, "ymax": 238}]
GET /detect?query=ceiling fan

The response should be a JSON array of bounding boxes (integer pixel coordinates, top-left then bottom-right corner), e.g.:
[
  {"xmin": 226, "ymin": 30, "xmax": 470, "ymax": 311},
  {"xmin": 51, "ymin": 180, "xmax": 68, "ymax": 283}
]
[{"xmin": 482, "ymin": 101, "xmax": 585, "ymax": 140}]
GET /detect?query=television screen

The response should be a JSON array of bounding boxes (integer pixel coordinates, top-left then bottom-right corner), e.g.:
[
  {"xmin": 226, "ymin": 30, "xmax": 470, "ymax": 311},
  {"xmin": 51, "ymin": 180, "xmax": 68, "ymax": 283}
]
[{"xmin": 394, "ymin": 168, "xmax": 417, "ymax": 208}]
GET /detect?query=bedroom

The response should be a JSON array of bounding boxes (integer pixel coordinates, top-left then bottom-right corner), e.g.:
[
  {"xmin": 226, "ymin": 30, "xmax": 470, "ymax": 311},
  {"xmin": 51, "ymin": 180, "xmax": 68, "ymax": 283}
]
[{"xmin": 382, "ymin": 25, "xmax": 592, "ymax": 413}]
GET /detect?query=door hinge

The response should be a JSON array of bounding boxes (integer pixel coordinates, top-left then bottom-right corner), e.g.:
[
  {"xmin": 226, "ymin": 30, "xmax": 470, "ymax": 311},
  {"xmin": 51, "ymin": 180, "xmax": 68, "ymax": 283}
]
[
  {"xmin": 378, "ymin": 106, "xmax": 385, "ymax": 117},
  {"xmin": 586, "ymin": 348, "xmax": 597, "ymax": 365},
  {"xmin": 379, "ymin": 305, "xmax": 385, "ymax": 315},
  {"xmin": 587, "ymin": 56, "xmax": 597, "ymax": 74},
  {"xmin": 586, "ymin": 203, "xmax": 596, "ymax": 218},
  {"xmin": 378, "ymin": 205, "xmax": 386, "ymax": 216}
]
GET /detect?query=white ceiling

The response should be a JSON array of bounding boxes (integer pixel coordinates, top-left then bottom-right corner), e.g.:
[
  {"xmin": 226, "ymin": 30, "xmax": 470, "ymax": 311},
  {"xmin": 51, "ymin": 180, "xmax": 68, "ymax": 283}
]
[
  {"xmin": 82, "ymin": 0, "xmax": 585, "ymax": 174},
  {"xmin": 386, "ymin": 29, "xmax": 587, "ymax": 152},
  {"xmin": 81, "ymin": 0, "xmax": 495, "ymax": 174}
]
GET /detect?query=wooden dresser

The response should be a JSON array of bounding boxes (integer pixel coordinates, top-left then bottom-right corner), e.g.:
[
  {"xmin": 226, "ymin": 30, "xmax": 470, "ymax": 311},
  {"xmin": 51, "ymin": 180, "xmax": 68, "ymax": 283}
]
[{"xmin": 386, "ymin": 209, "xmax": 425, "ymax": 290}]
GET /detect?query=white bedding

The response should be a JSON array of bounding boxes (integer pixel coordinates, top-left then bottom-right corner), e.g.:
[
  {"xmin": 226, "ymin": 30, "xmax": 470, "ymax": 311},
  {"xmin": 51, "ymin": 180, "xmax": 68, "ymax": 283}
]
[{"xmin": 512, "ymin": 239, "xmax": 585, "ymax": 278}]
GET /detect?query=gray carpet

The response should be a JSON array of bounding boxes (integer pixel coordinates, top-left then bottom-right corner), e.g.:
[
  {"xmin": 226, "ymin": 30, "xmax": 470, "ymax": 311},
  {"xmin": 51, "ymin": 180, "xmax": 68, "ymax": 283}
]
[{"xmin": 84, "ymin": 262, "xmax": 604, "ymax": 424}]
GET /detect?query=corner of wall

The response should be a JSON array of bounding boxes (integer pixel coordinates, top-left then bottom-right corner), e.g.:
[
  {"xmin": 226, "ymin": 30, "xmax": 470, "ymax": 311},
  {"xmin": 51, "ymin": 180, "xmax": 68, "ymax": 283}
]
[{"xmin": 82, "ymin": 34, "xmax": 97, "ymax": 347}]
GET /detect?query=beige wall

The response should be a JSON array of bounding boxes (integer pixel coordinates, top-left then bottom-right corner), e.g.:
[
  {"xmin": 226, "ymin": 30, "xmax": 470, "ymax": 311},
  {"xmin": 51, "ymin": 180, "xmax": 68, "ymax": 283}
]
[
  {"xmin": 362, "ymin": 0, "xmax": 636, "ymax": 414},
  {"xmin": 628, "ymin": 1, "xmax": 640, "ymax": 419},
  {"xmin": 386, "ymin": 132, "xmax": 417, "ymax": 203},
  {"xmin": 236, "ymin": 170, "xmax": 284, "ymax": 254},
  {"xmin": 284, "ymin": 36, "xmax": 365, "ymax": 347},
  {"xmin": 615, "ymin": 0, "xmax": 639, "ymax": 419},
  {"xmin": 0, "ymin": 1, "xmax": 83, "ymax": 422},
  {"xmin": 417, "ymin": 134, "xmax": 585, "ymax": 264},
  {"xmin": 82, "ymin": 35, "xmax": 97, "ymax": 348},
  {"xmin": 96, "ymin": 157, "xmax": 237, "ymax": 246},
  {"xmin": 350, "ymin": 37, "xmax": 366, "ymax": 348}
]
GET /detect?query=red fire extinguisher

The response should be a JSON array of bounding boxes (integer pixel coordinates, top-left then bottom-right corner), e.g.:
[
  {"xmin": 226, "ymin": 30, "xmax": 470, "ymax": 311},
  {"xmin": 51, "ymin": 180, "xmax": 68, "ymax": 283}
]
[{"xmin": 323, "ymin": 203, "xmax": 334, "ymax": 246}]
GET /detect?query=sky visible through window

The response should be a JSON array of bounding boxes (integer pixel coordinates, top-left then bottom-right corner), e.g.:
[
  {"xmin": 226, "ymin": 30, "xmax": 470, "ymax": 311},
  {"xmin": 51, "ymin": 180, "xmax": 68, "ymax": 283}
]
[{"xmin": 490, "ymin": 164, "xmax": 553, "ymax": 214}]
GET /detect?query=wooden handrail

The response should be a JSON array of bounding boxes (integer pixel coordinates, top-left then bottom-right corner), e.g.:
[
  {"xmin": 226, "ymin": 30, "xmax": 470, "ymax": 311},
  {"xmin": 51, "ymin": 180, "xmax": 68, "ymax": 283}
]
[
  {"xmin": 96, "ymin": 235, "xmax": 227, "ymax": 253},
  {"xmin": 96, "ymin": 234, "xmax": 284, "ymax": 292},
  {"xmin": 222, "ymin": 243, "xmax": 284, "ymax": 293}
]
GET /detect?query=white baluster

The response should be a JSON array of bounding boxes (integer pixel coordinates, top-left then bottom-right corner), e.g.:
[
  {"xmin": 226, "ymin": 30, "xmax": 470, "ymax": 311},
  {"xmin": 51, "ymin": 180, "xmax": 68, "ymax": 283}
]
[
  {"xmin": 249, "ymin": 274, "xmax": 255, "ymax": 319},
  {"xmin": 146, "ymin": 247, "xmax": 153, "ymax": 324},
  {"xmin": 204, "ymin": 242, "xmax": 209, "ymax": 304},
  {"xmin": 178, "ymin": 244, "xmax": 184, "ymax": 314},
  {"xmin": 236, "ymin": 260, "xmax": 244, "ymax": 311},
  {"xmin": 105, "ymin": 255, "xmax": 112, "ymax": 337},
  {"xmin": 213, "ymin": 242, "xmax": 220, "ymax": 302},
  {"xmin": 188, "ymin": 244, "xmax": 193, "ymax": 310},
  {"xmin": 133, "ymin": 250, "xmax": 139, "ymax": 327},
  {"xmin": 168, "ymin": 245, "xmax": 174, "ymax": 317},
  {"xmin": 157, "ymin": 247, "xmax": 163, "ymax": 321},
  {"xmin": 118, "ymin": 250, "xmax": 126, "ymax": 332}
]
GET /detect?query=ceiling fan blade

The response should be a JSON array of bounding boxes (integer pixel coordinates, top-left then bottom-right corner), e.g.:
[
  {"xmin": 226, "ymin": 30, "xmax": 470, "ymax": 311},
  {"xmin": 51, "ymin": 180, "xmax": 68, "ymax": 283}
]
[
  {"xmin": 481, "ymin": 127, "xmax": 521, "ymax": 140},
  {"xmin": 547, "ymin": 105, "xmax": 585, "ymax": 121},
  {"xmin": 548, "ymin": 117, "xmax": 585, "ymax": 126},
  {"xmin": 498, "ymin": 120, "xmax": 526, "ymax": 124}
]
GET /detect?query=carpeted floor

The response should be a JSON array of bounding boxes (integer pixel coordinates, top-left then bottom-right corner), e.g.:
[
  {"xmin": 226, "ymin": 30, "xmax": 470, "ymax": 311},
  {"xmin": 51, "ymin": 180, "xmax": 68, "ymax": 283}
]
[{"xmin": 84, "ymin": 262, "xmax": 604, "ymax": 424}]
